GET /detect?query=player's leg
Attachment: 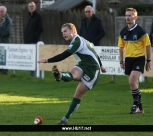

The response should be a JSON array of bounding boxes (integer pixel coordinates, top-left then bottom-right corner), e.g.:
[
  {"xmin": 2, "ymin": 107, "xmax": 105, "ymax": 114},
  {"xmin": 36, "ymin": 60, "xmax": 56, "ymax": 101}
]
[
  {"xmin": 56, "ymin": 66, "xmax": 84, "ymax": 125},
  {"xmin": 58, "ymin": 82, "xmax": 89, "ymax": 125},
  {"xmin": 52, "ymin": 65, "xmax": 82, "ymax": 82},
  {"xmin": 30, "ymin": 70, "xmax": 35, "ymax": 77},
  {"xmin": 70, "ymin": 66, "xmax": 83, "ymax": 81},
  {"xmin": 128, "ymin": 71, "xmax": 141, "ymax": 90},
  {"xmin": 128, "ymin": 56, "xmax": 145, "ymax": 114},
  {"xmin": 57, "ymin": 66, "xmax": 100, "ymax": 125},
  {"xmin": 1, "ymin": 69, "xmax": 8, "ymax": 75},
  {"xmin": 128, "ymin": 71, "xmax": 142, "ymax": 114}
]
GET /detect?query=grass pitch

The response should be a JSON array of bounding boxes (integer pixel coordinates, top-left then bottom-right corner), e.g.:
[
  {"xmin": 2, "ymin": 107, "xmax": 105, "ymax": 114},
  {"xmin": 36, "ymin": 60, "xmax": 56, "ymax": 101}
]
[{"xmin": 0, "ymin": 70, "xmax": 153, "ymax": 136}]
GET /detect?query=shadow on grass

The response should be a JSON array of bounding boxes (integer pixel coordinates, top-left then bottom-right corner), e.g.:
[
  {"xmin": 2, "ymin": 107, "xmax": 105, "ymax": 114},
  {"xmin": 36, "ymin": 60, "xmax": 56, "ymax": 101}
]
[{"xmin": 0, "ymin": 70, "xmax": 152, "ymax": 106}]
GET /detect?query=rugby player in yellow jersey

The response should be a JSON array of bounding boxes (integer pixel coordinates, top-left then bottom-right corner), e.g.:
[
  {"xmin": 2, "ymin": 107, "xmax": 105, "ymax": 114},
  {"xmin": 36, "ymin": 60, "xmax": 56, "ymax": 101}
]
[
  {"xmin": 118, "ymin": 8, "xmax": 151, "ymax": 114},
  {"xmin": 38, "ymin": 23, "xmax": 106, "ymax": 124}
]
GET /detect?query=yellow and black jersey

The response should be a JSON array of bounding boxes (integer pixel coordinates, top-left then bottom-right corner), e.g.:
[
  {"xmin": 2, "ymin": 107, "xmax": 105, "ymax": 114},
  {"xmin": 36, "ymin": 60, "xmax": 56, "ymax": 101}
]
[{"xmin": 118, "ymin": 24, "xmax": 150, "ymax": 57}]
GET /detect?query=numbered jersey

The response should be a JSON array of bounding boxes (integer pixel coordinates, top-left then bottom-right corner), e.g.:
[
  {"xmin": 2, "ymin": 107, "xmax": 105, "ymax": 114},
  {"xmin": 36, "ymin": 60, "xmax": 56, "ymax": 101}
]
[{"xmin": 66, "ymin": 35, "xmax": 100, "ymax": 68}]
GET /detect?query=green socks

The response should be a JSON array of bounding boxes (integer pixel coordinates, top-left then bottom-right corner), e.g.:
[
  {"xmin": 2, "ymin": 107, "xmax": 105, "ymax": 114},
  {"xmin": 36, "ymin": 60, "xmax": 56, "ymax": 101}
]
[
  {"xmin": 61, "ymin": 72, "xmax": 73, "ymax": 82},
  {"xmin": 65, "ymin": 97, "xmax": 81, "ymax": 119},
  {"xmin": 60, "ymin": 74, "xmax": 80, "ymax": 121}
]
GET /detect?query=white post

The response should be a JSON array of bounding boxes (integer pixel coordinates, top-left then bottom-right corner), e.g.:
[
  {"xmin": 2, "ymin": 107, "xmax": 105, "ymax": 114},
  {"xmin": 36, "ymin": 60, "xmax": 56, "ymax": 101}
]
[
  {"xmin": 41, "ymin": 70, "xmax": 44, "ymax": 79},
  {"xmin": 36, "ymin": 41, "xmax": 44, "ymax": 78},
  {"xmin": 40, "ymin": 0, "xmax": 42, "ymax": 9},
  {"xmin": 13, "ymin": 70, "xmax": 16, "ymax": 75},
  {"xmin": 112, "ymin": 75, "xmax": 115, "ymax": 83},
  {"xmin": 93, "ymin": 0, "xmax": 96, "ymax": 14}
]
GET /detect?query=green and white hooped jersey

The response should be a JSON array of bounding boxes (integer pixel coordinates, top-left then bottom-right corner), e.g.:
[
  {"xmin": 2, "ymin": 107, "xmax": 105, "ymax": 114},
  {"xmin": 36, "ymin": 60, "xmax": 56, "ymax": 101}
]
[{"xmin": 66, "ymin": 35, "xmax": 100, "ymax": 68}]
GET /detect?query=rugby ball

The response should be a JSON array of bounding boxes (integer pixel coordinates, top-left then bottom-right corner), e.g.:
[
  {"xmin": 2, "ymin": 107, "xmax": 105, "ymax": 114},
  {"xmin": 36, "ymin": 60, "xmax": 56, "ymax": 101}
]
[{"xmin": 34, "ymin": 116, "xmax": 43, "ymax": 125}]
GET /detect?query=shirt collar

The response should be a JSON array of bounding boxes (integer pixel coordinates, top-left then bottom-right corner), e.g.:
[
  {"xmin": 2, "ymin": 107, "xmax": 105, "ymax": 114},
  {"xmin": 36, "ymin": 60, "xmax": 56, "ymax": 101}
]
[
  {"xmin": 86, "ymin": 14, "xmax": 94, "ymax": 21},
  {"xmin": 71, "ymin": 35, "xmax": 78, "ymax": 43},
  {"xmin": 127, "ymin": 24, "xmax": 137, "ymax": 31}
]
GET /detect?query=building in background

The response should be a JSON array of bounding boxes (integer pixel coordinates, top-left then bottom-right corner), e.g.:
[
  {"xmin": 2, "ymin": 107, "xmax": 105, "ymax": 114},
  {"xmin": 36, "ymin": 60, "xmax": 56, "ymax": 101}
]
[
  {"xmin": 0, "ymin": 0, "xmax": 55, "ymax": 9},
  {"xmin": 47, "ymin": 0, "xmax": 92, "ymax": 11}
]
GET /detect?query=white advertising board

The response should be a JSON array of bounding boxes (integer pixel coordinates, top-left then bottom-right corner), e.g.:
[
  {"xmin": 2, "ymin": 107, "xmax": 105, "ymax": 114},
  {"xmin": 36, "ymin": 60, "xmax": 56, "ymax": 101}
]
[
  {"xmin": 0, "ymin": 44, "xmax": 36, "ymax": 70},
  {"xmin": 94, "ymin": 46, "xmax": 124, "ymax": 75}
]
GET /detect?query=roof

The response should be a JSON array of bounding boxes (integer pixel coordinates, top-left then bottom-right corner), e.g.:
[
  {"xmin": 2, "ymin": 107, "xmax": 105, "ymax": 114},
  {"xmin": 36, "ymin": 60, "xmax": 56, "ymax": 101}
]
[
  {"xmin": 47, "ymin": 0, "xmax": 93, "ymax": 11},
  {"xmin": 117, "ymin": 0, "xmax": 153, "ymax": 5}
]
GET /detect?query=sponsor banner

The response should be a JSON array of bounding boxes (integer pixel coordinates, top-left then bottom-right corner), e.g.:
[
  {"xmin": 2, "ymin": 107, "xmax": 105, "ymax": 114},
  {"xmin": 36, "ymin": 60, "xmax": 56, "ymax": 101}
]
[
  {"xmin": 94, "ymin": 46, "xmax": 124, "ymax": 75},
  {"xmin": 0, "ymin": 44, "xmax": 36, "ymax": 70}
]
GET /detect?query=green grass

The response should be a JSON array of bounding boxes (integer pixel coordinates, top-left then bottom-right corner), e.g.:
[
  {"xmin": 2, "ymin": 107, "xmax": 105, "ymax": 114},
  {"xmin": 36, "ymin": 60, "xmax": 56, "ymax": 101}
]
[{"xmin": 0, "ymin": 70, "xmax": 153, "ymax": 136}]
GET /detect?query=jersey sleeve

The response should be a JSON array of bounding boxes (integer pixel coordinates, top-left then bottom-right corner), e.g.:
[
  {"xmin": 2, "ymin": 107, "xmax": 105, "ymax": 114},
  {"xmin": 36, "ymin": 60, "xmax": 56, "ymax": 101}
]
[
  {"xmin": 66, "ymin": 40, "xmax": 82, "ymax": 54},
  {"xmin": 118, "ymin": 36, "xmax": 125, "ymax": 47},
  {"xmin": 142, "ymin": 34, "xmax": 151, "ymax": 47}
]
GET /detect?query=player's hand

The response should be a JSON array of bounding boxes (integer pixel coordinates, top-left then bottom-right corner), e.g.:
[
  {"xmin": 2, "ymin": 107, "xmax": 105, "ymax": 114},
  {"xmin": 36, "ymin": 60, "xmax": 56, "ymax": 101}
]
[
  {"xmin": 120, "ymin": 62, "xmax": 125, "ymax": 69},
  {"xmin": 145, "ymin": 62, "xmax": 151, "ymax": 71},
  {"xmin": 37, "ymin": 58, "xmax": 47, "ymax": 63},
  {"xmin": 101, "ymin": 66, "xmax": 106, "ymax": 73}
]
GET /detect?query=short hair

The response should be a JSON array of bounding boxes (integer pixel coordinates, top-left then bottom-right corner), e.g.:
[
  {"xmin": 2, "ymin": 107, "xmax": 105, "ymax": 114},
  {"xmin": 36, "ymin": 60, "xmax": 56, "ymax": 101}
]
[
  {"xmin": 85, "ymin": 5, "xmax": 94, "ymax": 13},
  {"xmin": 61, "ymin": 23, "xmax": 77, "ymax": 34},
  {"xmin": 0, "ymin": 6, "xmax": 7, "ymax": 13},
  {"xmin": 126, "ymin": 8, "xmax": 137, "ymax": 16}
]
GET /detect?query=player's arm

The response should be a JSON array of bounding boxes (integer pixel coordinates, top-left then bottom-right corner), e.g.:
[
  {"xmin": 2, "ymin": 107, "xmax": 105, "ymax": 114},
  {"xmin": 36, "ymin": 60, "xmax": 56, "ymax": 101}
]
[
  {"xmin": 119, "ymin": 47, "xmax": 125, "ymax": 69},
  {"xmin": 118, "ymin": 35, "xmax": 125, "ymax": 69},
  {"xmin": 38, "ymin": 50, "xmax": 71, "ymax": 63},
  {"xmin": 145, "ymin": 45, "xmax": 151, "ymax": 71},
  {"xmin": 97, "ymin": 55, "xmax": 102, "ymax": 66},
  {"xmin": 146, "ymin": 45, "xmax": 151, "ymax": 61},
  {"xmin": 119, "ymin": 47, "xmax": 124, "ymax": 62},
  {"xmin": 97, "ymin": 55, "xmax": 106, "ymax": 73}
]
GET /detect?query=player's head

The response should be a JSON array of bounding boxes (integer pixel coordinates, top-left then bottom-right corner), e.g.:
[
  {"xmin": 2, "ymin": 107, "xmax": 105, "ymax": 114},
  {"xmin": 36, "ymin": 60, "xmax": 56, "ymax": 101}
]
[
  {"xmin": 61, "ymin": 23, "xmax": 77, "ymax": 41},
  {"xmin": 28, "ymin": 2, "xmax": 36, "ymax": 13},
  {"xmin": 0, "ymin": 6, "xmax": 7, "ymax": 18},
  {"xmin": 84, "ymin": 5, "xmax": 94, "ymax": 19},
  {"xmin": 125, "ymin": 8, "xmax": 138, "ymax": 25}
]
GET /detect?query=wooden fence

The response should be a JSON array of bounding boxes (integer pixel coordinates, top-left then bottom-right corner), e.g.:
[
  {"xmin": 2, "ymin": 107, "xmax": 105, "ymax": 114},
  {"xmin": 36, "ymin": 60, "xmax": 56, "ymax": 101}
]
[
  {"xmin": 5, "ymin": 7, "xmax": 153, "ymax": 46},
  {"xmin": 22, "ymin": 9, "xmax": 115, "ymax": 46},
  {"xmin": 6, "ymin": 6, "xmax": 25, "ymax": 44},
  {"xmin": 8, "ymin": 8, "xmax": 115, "ymax": 46}
]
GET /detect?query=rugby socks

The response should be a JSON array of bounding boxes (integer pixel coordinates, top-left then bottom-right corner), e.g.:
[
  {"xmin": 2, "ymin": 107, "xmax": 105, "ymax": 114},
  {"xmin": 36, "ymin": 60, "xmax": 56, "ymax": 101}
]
[
  {"xmin": 60, "ymin": 116, "xmax": 68, "ymax": 122},
  {"xmin": 65, "ymin": 97, "xmax": 81, "ymax": 119},
  {"xmin": 61, "ymin": 72, "xmax": 73, "ymax": 82},
  {"xmin": 132, "ymin": 89, "xmax": 139, "ymax": 107},
  {"xmin": 137, "ymin": 89, "xmax": 143, "ymax": 110}
]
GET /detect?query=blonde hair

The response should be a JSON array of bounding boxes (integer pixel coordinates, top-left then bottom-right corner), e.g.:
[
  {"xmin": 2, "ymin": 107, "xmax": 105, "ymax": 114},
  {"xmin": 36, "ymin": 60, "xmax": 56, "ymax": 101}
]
[
  {"xmin": 61, "ymin": 23, "xmax": 77, "ymax": 34},
  {"xmin": 126, "ymin": 8, "xmax": 137, "ymax": 16}
]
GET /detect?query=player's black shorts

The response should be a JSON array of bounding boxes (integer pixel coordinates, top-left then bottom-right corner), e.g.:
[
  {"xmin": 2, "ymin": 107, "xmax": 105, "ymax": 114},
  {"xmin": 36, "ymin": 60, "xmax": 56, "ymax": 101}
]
[{"xmin": 125, "ymin": 56, "xmax": 145, "ymax": 75}]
